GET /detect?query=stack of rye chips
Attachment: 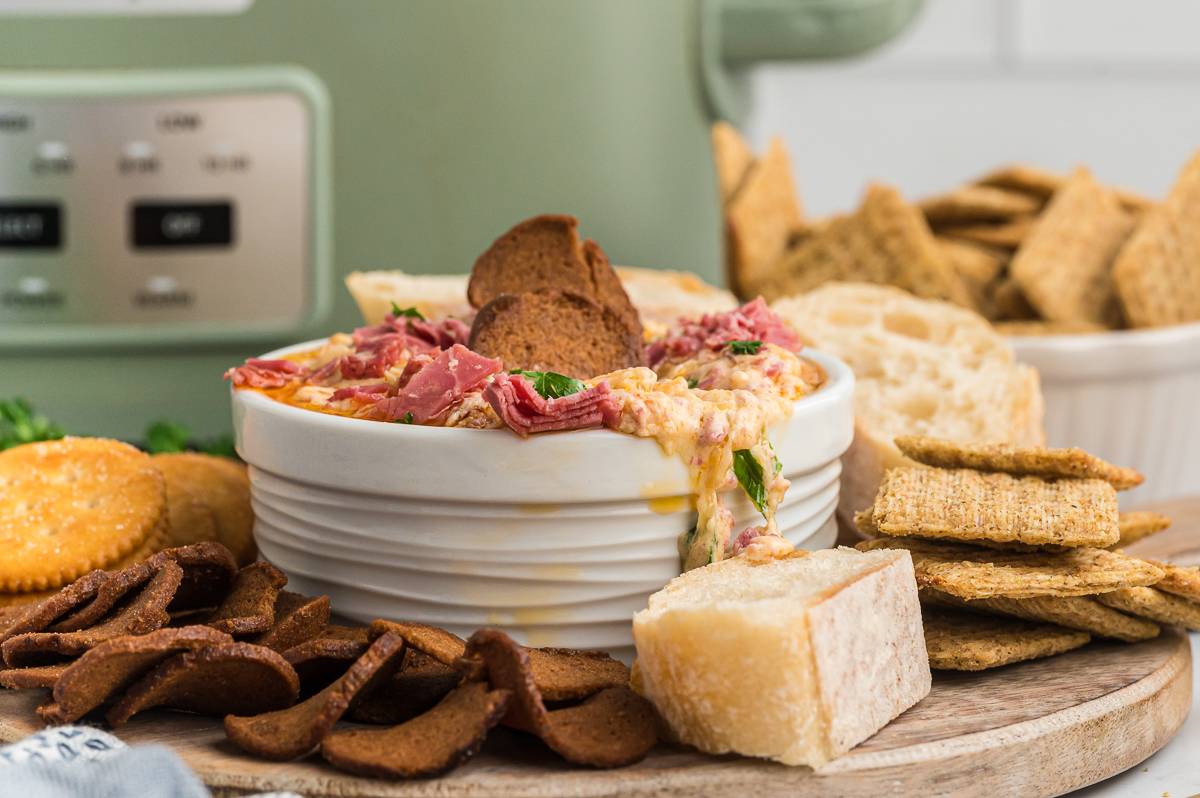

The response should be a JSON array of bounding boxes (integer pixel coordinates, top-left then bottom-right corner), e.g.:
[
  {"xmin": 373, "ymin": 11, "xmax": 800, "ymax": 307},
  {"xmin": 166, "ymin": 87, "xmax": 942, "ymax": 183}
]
[{"xmin": 854, "ymin": 436, "xmax": 1193, "ymax": 671}]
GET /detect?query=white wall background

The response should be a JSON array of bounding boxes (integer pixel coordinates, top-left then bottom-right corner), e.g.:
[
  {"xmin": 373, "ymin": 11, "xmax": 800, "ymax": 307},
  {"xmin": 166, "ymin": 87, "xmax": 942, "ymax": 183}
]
[{"xmin": 744, "ymin": 0, "xmax": 1200, "ymax": 217}]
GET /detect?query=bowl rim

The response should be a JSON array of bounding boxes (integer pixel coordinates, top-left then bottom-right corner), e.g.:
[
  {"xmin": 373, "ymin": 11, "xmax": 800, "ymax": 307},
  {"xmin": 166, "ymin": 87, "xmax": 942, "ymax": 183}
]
[
  {"xmin": 1005, "ymin": 319, "xmax": 1200, "ymax": 378},
  {"xmin": 232, "ymin": 339, "xmax": 855, "ymax": 447}
]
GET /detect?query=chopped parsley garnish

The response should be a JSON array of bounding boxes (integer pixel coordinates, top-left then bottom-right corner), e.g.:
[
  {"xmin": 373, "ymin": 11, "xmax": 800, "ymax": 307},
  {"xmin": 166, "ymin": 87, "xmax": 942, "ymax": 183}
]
[
  {"xmin": 0, "ymin": 398, "xmax": 66, "ymax": 452},
  {"xmin": 686, "ymin": 377, "xmax": 699, "ymax": 390},
  {"xmin": 727, "ymin": 340, "xmax": 763, "ymax": 356},
  {"xmin": 390, "ymin": 302, "xmax": 425, "ymax": 321},
  {"xmin": 509, "ymin": 370, "xmax": 586, "ymax": 400},
  {"xmin": 397, "ymin": 412, "xmax": 414, "ymax": 424},
  {"xmin": 732, "ymin": 449, "xmax": 768, "ymax": 514}
]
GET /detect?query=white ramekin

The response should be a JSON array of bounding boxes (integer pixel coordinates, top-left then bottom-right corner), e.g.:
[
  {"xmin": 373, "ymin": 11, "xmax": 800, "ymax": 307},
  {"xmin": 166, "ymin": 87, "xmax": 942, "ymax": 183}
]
[
  {"xmin": 1008, "ymin": 321, "xmax": 1200, "ymax": 508},
  {"xmin": 232, "ymin": 342, "xmax": 855, "ymax": 659}
]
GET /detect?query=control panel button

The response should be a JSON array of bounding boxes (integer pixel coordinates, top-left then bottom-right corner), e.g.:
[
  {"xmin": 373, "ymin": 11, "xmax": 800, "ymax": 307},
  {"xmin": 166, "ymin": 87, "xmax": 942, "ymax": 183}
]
[
  {"xmin": 0, "ymin": 203, "xmax": 62, "ymax": 249},
  {"xmin": 134, "ymin": 275, "xmax": 193, "ymax": 309},
  {"xmin": 2, "ymin": 277, "xmax": 64, "ymax": 309},
  {"xmin": 33, "ymin": 141, "xmax": 73, "ymax": 175},
  {"xmin": 119, "ymin": 141, "xmax": 158, "ymax": 174},
  {"xmin": 131, "ymin": 201, "xmax": 233, "ymax": 248}
]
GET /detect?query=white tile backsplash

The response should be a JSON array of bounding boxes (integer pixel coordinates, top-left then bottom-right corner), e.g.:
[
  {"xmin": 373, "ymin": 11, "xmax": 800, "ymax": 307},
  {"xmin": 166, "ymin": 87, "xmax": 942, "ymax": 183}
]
[{"xmin": 744, "ymin": 0, "xmax": 1200, "ymax": 216}]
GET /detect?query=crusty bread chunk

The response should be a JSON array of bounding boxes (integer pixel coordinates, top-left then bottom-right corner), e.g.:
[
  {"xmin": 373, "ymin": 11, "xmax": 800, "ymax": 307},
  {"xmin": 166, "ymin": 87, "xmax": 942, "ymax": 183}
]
[
  {"xmin": 469, "ymin": 289, "xmax": 645, "ymax": 380},
  {"xmin": 467, "ymin": 214, "xmax": 640, "ymax": 336},
  {"xmin": 632, "ymin": 548, "xmax": 929, "ymax": 770},
  {"xmin": 613, "ymin": 266, "xmax": 737, "ymax": 329},
  {"xmin": 344, "ymin": 271, "xmax": 472, "ymax": 326},
  {"xmin": 771, "ymin": 283, "xmax": 1045, "ymax": 535}
]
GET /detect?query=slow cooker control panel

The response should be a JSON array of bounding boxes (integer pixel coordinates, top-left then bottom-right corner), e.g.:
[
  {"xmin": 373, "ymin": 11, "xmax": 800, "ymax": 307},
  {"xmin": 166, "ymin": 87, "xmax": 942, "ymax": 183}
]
[{"xmin": 0, "ymin": 70, "xmax": 330, "ymax": 348}]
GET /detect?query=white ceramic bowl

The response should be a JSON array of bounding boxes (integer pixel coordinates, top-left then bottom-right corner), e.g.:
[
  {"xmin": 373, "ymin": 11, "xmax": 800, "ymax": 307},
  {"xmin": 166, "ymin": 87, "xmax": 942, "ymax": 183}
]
[
  {"xmin": 232, "ymin": 342, "xmax": 855, "ymax": 659},
  {"xmin": 1009, "ymin": 321, "xmax": 1200, "ymax": 508}
]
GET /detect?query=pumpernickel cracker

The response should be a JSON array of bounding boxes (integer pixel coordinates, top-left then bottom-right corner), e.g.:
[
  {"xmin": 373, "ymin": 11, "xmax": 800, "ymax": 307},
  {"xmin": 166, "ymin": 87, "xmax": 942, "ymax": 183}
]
[
  {"xmin": 206, "ymin": 561, "xmax": 288, "ymax": 636},
  {"xmin": 1114, "ymin": 512, "xmax": 1172, "ymax": 549},
  {"xmin": 919, "ymin": 587, "xmax": 1159, "ymax": 642},
  {"xmin": 1009, "ymin": 167, "xmax": 1134, "ymax": 325},
  {"xmin": 0, "ymin": 438, "xmax": 166, "ymax": 592},
  {"xmin": 859, "ymin": 537, "xmax": 1164, "ymax": 599},
  {"xmin": 1113, "ymin": 148, "xmax": 1200, "ymax": 327},
  {"xmin": 711, "ymin": 121, "xmax": 756, "ymax": 207},
  {"xmin": 760, "ymin": 183, "xmax": 972, "ymax": 308},
  {"xmin": 921, "ymin": 607, "xmax": 1090, "ymax": 671},
  {"xmin": 1096, "ymin": 587, "xmax": 1200, "ymax": 631},
  {"xmin": 921, "ymin": 185, "xmax": 1042, "ymax": 225},
  {"xmin": 892, "ymin": 436, "xmax": 1144, "ymax": 491},
  {"xmin": 725, "ymin": 137, "xmax": 803, "ymax": 297},
  {"xmin": 369, "ymin": 620, "xmax": 466, "ymax": 667},
  {"xmin": 871, "ymin": 468, "xmax": 1120, "ymax": 547}
]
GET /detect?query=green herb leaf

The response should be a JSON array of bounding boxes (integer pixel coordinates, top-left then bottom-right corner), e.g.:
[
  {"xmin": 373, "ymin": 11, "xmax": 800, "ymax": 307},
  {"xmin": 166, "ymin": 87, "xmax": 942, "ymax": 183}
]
[
  {"xmin": 194, "ymin": 435, "xmax": 238, "ymax": 459},
  {"xmin": 727, "ymin": 340, "xmax": 763, "ymax": 356},
  {"xmin": 398, "ymin": 412, "xmax": 414, "ymax": 424},
  {"xmin": 390, "ymin": 302, "xmax": 426, "ymax": 321},
  {"xmin": 686, "ymin": 377, "xmax": 699, "ymax": 390},
  {"xmin": 732, "ymin": 449, "xmax": 768, "ymax": 514},
  {"xmin": 0, "ymin": 398, "xmax": 67, "ymax": 452},
  {"xmin": 145, "ymin": 419, "xmax": 193, "ymax": 454},
  {"xmin": 510, "ymin": 370, "xmax": 587, "ymax": 400}
]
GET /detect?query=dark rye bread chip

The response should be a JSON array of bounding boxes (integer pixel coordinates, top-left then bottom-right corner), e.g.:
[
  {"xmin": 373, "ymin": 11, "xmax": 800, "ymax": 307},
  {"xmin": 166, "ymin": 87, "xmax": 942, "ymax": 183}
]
[
  {"xmin": 469, "ymin": 289, "xmax": 645, "ymax": 380},
  {"xmin": 48, "ymin": 561, "xmax": 160, "ymax": 634},
  {"xmin": 37, "ymin": 626, "xmax": 233, "ymax": 725},
  {"xmin": 250, "ymin": 592, "xmax": 331, "ymax": 653},
  {"xmin": 0, "ymin": 662, "xmax": 69, "ymax": 690},
  {"xmin": 0, "ymin": 570, "xmax": 110, "ymax": 645},
  {"xmin": 457, "ymin": 629, "xmax": 655, "ymax": 768},
  {"xmin": 369, "ymin": 620, "xmax": 465, "ymax": 666},
  {"xmin": 321, "ymin": 681, "xmax": 511, "ymax": 780},
  {"xmin": 467, "ymin": 214, "xmax": 640, "ymax": 333},
  {"xmin": 525, "ymin": 647, "xmax": 630, "ymax": 702},
  {"xmin": 206, "ymin": 562, "xmax": 288, "ymax": 636},
  {"xmin": 225, "ymin": 631, "xmax": 407, "ymax": 761},
  {"xmin": 147, "ymin": 542, "xmax": 239, "ymax": 612},
  {"xmin": 283, "ymin": 626, "xmax": 371, "ymax": 686},
  {"xmin": 351, "ymin": 650, "xmax": 463, "ymax": 725},
  {"xmin": 2, "ymin": 562, "xmax": 183, "ymax": 668},
  {"xmin": 106, "ymin": 641, "xmax": 299, "ymax": 728}
]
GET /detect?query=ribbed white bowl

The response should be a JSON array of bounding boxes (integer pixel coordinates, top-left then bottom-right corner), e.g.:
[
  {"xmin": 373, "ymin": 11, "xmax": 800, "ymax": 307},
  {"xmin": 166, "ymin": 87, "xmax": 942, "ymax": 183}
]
[
  {"xmin": 232, "ymin": 342, "xmax": 855, "ymax": 658},
  {"xmin": 1009, "ymin": 321, "xmax": 1200, "ymax": 508}
]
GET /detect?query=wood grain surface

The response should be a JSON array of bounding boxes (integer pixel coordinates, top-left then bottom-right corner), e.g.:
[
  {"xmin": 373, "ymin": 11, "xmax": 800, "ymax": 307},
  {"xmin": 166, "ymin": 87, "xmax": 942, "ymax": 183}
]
[{"xmin": 0, "ymin": 497, "xmax": 1195, "ymax": 798}]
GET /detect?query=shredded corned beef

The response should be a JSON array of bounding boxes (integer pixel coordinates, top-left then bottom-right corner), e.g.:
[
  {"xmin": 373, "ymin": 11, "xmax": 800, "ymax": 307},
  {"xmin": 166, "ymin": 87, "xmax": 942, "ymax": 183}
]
[
  {"xmin": 484, "ymin": 372, "xmax": 620, "ymax": 438},
  {"xmin": 373, "ymin": 344, "xmax": 502, "ymax": 423},
  {"xmin": 645, "ymin": 296, "xmax": 802, "ymax": 370},
  {"xmin": 353, "ymin": 313, "xmax": 471, "ymax": 355},
  {"xmin": 224, "ymin": 358, "xmax": 307, "ymax": 389},
  {"xmin": 330, "ymin": 383, "xmax": 391, "ymax": 403},
  {"xmin": 339, "ymin": 333, "xmax": 408, "ymax": 380}
]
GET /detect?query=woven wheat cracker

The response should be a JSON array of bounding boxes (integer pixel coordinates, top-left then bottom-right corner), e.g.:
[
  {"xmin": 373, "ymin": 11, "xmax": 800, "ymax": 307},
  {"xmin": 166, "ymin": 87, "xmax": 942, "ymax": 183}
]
[
  {"xmin": 919, "ymin": 587, "xmax": 1159, "ymax": 642},
  {"xmin": 1009, "ymin": 167, "xmax": 1134, "ymax": 325},
  {"xmin": 1113, "ymin": 512, "xmax": 1172, "ymax": 549},
  {"xmin": 858, "ymin": 537, "xmax": 1163, "ymax": 599},
  {"xmin": 725, "ymin": 138, "xmax": 803, "ymax": 297},
  {"xmin": 937, "ymin": 217, "xmax": 1035, "ymax": 251},
  {"xmin": 711, "ymin": 121, "xmax": 755, "ymax": 207},
  {"xmin": 921, "ymin": 607, "xmax": 1090, "ymax": 671},
  {"xmin": 0, "ymin": 439, "xmax": 165, "ymax": 592},
  {"xmin": 872, "ymin": 467, "xmax": 1119, "ymax": 547},
  {"xmin": 1097, "ymin": 587, "xmax": 1200, "ymax": 631},
  {"xmin": 893, "ymin": 436, "xmax": 1144, "ymax": 491},
  {"xmin": 761, "ymin": 184, "xmax": 971, "ymax": 307},
  {"xmin": 1113, "ymin": 148, "xmax": 1200, "ymax": 327},
  {"xmin": 921, "ymin": 185, "xmax": 1041, "ymax": 225}
]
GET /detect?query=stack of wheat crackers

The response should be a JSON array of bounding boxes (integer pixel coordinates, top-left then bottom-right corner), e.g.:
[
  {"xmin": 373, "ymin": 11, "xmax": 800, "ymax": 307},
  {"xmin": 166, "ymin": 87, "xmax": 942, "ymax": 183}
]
[
  {"xmin": 715, "ymin": 121, "xmax": 1200, "ymax": 333},
  {"xmin": 0, "ymin": 437, "xmax": 256, "ymax": 608},
  {"xmin": 853, "ymin": 436, "xmax": 1192, "ymax": 671}
]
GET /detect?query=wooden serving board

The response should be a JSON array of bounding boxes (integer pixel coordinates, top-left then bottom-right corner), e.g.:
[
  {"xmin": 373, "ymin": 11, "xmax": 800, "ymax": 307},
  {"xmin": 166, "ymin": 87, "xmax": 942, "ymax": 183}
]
[{"xmin": 0, "ymin": 498, "xmax": 1196, "ymax": 798}]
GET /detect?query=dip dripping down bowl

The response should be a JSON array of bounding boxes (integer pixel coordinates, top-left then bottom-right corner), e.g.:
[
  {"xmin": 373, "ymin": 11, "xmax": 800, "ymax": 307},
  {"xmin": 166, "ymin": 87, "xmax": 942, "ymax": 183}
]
[{"xmin": 232, "ymin": 341, "xmax": 855, "ymax": 660}]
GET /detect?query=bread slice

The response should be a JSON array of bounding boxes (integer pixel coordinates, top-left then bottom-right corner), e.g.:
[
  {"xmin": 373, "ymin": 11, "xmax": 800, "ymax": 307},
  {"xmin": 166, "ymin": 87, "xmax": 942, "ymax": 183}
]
[
  {"xmin": 613, "ymin": 266, "xmax": 737, "ymax": 328},
  {"xmin": 632, "ymin": 548, "xmax": 930, "ymax": 770},
  {"xmin": 344, "ymin": 271, "xmax": 472, "ymax": 326},
  {"xmin": 770, "ymin": 283, "xmax": 1045, "ymax": 536},
  {"xmin": 466, "ymin": 214, "xmax": 640, "ymax": 337},
  {"xmin": 468, "ymin": 289, "xmax": 645, "ymax": 379}
]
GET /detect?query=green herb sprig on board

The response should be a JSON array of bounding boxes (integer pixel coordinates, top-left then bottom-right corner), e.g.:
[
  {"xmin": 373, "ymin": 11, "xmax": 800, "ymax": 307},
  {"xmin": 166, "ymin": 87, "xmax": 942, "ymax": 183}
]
[{"xmin": 0, "ymin": 398, "xmax": 66, "ymax": 452}]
